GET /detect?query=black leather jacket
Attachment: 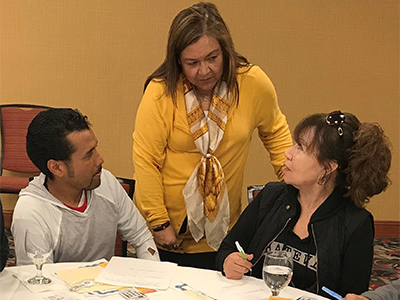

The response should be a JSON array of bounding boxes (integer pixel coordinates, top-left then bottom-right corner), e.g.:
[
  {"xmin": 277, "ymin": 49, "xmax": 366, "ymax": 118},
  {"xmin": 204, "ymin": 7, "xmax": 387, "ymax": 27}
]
[{"xmin": 216, "ymin": 182, "xmax": 374, "ymax": 298}]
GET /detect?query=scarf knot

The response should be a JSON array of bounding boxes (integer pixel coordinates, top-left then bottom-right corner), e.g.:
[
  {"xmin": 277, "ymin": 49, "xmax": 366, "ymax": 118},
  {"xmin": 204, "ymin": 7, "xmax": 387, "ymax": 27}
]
[
  {"xmin": 197, "ymin": 153, "xmax": 224, "ymax": 223},
  {"xmin": 182, "ymin": 77, "xmax": 231, "ymax": 250}
]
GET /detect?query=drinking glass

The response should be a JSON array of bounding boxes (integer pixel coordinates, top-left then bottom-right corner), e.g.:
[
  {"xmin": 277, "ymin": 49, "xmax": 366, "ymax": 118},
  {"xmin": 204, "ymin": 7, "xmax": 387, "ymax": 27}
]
[
  {"xmin": 262, "ymin": 250, "xmax": 293, "ymax": 297},
  {"xmin": 25, "ymin": 227, "xmax": 53, "ymax": 284}
]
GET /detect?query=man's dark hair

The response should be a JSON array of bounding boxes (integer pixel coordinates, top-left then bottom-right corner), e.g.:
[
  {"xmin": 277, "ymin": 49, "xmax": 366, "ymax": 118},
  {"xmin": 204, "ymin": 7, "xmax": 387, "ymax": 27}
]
[{"xmin": 27, "ymin": 108, "xmax": 91, "ymax": 179}]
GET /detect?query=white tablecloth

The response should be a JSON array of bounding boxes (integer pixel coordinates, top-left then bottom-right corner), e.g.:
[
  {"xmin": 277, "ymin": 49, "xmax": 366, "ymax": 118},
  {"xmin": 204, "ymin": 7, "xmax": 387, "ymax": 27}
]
[{"xmin": 0, "ymin": 262, "xmax": 328, "ymax": 300}]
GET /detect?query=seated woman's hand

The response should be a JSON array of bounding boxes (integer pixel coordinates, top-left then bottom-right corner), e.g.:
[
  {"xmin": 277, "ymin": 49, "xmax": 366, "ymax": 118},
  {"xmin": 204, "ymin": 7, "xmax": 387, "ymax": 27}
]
[
  {"xmin": 153, "ymin": 225, "xmax": 178, "ymax": 250},
  {"xmin": 345, "ymin": 294, "xmax": 369, "ymax": 300},
  {"xmin": 223, "ymin": 252, "xmax": 254, "ymax": 279}
]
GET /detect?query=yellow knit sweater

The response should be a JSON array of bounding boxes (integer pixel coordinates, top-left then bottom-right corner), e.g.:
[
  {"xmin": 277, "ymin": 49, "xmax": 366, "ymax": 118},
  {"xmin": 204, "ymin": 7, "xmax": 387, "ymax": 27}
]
[{"xmin": 133, "ymin": 65, "xmax": 292, "ymax": 253}]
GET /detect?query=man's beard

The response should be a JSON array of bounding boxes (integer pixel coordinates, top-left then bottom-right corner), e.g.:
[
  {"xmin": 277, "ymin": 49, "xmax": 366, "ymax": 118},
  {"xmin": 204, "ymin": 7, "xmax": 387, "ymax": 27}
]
[{"xmin": 86, "ymin": 167, "xmax": 102, "ymax": 190}]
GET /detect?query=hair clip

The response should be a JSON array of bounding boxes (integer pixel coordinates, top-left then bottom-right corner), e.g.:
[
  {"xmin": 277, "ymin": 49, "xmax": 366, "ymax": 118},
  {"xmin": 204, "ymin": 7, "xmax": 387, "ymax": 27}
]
[{"xmin": 326, "ymin": 110, "xmax": 345, "ymax": 136}]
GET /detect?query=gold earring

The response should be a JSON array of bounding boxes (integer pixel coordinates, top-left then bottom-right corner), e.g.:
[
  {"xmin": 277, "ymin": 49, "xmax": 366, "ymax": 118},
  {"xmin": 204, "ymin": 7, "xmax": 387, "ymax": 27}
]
[{"xmin": 317, "ymin": 174, "xmax": 327, "ymax": 185}]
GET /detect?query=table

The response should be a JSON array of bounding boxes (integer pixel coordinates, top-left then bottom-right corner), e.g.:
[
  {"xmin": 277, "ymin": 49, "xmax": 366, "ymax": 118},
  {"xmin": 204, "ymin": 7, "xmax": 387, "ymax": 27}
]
[{"xmin": 0, "ymin": 262, "xmax": 328, "ymax": 300}]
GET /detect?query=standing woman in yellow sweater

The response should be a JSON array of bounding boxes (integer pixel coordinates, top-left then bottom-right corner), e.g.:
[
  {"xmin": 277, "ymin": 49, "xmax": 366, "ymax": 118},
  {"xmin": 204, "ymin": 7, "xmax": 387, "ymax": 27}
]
[{"xmin": 133, "ymin": 2, "xmax": 292, "ymax": 270}]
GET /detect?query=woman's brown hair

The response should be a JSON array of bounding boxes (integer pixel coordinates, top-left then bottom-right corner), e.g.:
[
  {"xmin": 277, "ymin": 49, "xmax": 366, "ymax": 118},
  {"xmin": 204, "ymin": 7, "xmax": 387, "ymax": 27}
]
[
  {"xmin": 293, "ymin": 112, "xmax": 392, "ymax": 207},
  {"xmin": 144, "ymin": 2, "xmax": 250, "ymax": 105}
]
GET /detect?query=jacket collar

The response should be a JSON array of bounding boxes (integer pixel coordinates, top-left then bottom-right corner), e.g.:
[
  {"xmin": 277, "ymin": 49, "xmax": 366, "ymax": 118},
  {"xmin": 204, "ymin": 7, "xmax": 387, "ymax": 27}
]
[
  {"xmin": 310, "ymin": 186, "xmax": 349, "ymax": 223},
  {"xmin": 285, "ymin": 184, "xmax": 349, "ymax": 223}
]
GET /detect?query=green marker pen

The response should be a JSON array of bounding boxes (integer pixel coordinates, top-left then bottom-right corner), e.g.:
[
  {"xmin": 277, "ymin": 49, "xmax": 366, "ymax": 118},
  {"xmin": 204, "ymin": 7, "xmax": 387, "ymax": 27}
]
[{"xmin": 235, "ymin": 241, "xmax": 247, "ymax": 260}]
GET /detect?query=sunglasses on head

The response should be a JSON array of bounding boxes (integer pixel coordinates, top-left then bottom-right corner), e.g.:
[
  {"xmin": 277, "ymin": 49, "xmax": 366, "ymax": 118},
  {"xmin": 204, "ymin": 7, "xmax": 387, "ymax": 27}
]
[{"xmin": 325, "ymin": 110, "xmax": 345, "ymax": 136}]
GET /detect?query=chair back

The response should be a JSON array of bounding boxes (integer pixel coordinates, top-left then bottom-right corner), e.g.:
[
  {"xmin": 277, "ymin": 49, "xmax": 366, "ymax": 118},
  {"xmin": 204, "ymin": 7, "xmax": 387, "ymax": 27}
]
[
  {"xmin": 115, "ymin": 177, "xmax": 136, "ymax": 257},
  {"xmin": 117, "ymin": 177, "xmax": 135, "ymax": 199},
  {"xmin": 0, "ymin": 104, "xmax": 50, "ymax": 174},
  {"xmin": 247, "ymin": 185, "xmax": 265, "ymax": 204}
]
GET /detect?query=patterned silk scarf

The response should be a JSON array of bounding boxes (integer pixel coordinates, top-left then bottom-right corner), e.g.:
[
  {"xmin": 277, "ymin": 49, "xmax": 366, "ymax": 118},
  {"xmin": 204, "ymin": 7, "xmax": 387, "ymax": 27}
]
[{"xmin": 182, "ymin": 77, "xmax": 231, "ymax": 250}]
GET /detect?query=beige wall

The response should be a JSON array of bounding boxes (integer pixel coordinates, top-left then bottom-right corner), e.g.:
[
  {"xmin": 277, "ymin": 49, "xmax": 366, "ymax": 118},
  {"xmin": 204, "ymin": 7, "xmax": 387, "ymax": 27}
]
[{"xmin": 1, "ymin": 0, "xmax": 399, "ymax": 221}]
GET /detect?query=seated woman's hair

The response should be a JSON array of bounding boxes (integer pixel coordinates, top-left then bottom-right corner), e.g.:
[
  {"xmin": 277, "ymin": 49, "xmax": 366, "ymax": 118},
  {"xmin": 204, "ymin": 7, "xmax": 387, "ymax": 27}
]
[{"xmin": 293, "ymin": 111, "xmax": 391, "ymax": 207}]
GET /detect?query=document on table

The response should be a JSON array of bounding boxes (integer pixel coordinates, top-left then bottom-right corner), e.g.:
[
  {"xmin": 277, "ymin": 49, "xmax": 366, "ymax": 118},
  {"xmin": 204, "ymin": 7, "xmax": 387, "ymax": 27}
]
[
  {"xmin": 182, "ymin": 269, "xmax": 327, "ymax": 300},
  {"xmin": 184, "ymin": 270, "xmax": 269, "ymax": 300},
  {"xmin": 56, "ymin": 265, "xmax": 127, "ymax": 294},
  {"xmin": 95, "ymin": 256, "xmax": 177, "ymax": 290},
  {"xmin": 8, "ymin": 264, "xmax": 68, "ymax": 294},
  {"xmin": 0, "ymin": 269, "xmax": 20, "ymax": 300},
  {"xmin": 173, "ymin": 282, "xmax": 217, "ymax": 300}
]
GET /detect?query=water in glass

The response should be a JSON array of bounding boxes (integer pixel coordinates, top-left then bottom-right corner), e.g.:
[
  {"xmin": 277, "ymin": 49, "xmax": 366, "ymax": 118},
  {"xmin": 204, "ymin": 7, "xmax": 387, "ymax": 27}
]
[{"xmin": 263, "ymin": 250, "xmax": 293, "ymax": 296}]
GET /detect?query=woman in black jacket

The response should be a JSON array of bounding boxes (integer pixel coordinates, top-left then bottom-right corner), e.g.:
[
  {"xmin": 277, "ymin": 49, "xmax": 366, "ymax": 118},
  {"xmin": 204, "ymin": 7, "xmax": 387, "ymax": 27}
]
[{"xmin": 216, "ymin": 111, "xmax": 392, "ymax": 298}]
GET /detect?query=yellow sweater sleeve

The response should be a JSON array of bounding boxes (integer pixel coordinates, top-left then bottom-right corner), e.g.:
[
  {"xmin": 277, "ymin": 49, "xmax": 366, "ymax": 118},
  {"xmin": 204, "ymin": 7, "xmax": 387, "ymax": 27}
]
[
  {"xmin": 239, "ymin": 66, "xmax": 292, "ymax": 180},
  {"xmin": 132, "ymin": 80, "xmax": 171, "ymax": 227}
]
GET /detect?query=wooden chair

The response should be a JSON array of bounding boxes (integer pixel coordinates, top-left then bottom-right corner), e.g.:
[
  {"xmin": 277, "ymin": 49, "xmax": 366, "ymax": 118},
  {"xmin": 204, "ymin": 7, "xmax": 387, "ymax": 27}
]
[
  {"xmin": 0, "ymin": 104, "xmax": 50, "ymax": 227},
  {"xmin": 115, "ymin": 177, "xmax": 135, "ymax": 257},
  {"xmin": 247, "ymin": 185, "xmax": 264, "ymax": 204},
  {"xmin": 0, "ymin": 104, "xmax": 50, "ymax": 194}
]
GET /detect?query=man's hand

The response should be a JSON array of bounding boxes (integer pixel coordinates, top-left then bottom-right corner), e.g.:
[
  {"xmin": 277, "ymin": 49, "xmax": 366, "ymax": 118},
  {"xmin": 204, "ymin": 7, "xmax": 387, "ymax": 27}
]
[
  {"xmin": 223, "ymin": 252, "xmax": 254, "ymax": 279},
  {"xmin": 345, "ymin": 294, "xmax": 369, "ymax": 300},
  {"xmin": 153, "ymin": 225, "xmax": 178, "ymax": 250}
]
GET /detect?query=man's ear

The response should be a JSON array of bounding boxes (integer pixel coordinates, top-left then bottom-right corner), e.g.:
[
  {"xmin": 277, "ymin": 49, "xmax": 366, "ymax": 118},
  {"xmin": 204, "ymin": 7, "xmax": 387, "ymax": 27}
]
[{"xmin": 47, "ymin": 159, "xmax": 66, "ymax": 178}]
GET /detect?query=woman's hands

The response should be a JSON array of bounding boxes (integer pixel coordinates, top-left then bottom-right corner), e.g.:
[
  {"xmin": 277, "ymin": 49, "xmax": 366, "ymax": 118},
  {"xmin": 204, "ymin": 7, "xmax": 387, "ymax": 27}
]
[
  {"xmin": 153, "ymin": 225, "xmax": 179, "ymax": 250},
  {"xmin": 223, "ymin": 252, "xmax": 254, "ymax": 279},
  {"xmin": 345, "ymin": 294, "xmax": 369, "ymax": 300}
]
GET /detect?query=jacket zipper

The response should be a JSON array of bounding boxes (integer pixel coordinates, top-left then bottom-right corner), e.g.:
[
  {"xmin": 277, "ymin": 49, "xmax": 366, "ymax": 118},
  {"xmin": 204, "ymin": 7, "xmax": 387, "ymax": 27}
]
[
  {"xmin": 251, "ymin": 217, "xmax": 292, "ymax": 274},
  {"xmin": 311, "ymin": 223, "xmax": 319, "ymax": 294}
]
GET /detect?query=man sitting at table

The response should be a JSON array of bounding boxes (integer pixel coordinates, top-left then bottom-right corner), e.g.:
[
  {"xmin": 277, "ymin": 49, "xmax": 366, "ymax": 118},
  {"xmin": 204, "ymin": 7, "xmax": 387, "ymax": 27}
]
[{"xmin": 11, "ymin": 108, "xmax": 159, "ymax": 265}]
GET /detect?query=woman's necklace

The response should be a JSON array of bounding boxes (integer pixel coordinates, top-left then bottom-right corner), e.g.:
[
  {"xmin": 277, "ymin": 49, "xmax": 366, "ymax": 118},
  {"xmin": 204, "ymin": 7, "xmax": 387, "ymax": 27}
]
[
  {"xmin": 201, "ymin": 94, "xmax": 211, "ymax": 102},
  {"xmin": 193, "ymin": 87, "xmax": 212, "ymax": 111},
  {"xmin": 193, "ymin": 87, "xmax": 212, "ymax": 103}
]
